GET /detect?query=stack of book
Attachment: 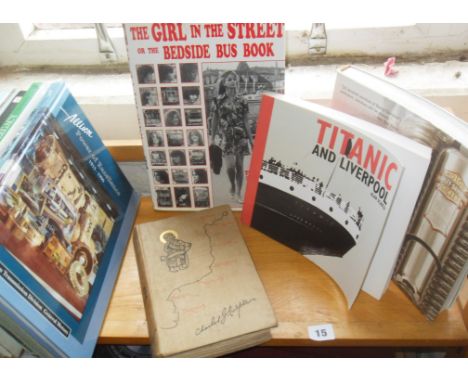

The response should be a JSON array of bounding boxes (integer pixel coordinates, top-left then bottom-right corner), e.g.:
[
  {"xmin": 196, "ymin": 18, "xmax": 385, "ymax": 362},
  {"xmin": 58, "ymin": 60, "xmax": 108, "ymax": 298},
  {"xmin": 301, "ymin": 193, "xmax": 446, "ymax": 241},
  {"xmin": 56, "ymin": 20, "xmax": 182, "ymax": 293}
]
[
  {"xmin": 332, "ymin": 66, "xmax": 468, "ymax": 319},
  {"xmin": 242, "ymin": 66, "xmax": 468, "ymax": 320},
  {"xmin": 0, "ymin": 83, "xmax": 139, "ymax": 357}
]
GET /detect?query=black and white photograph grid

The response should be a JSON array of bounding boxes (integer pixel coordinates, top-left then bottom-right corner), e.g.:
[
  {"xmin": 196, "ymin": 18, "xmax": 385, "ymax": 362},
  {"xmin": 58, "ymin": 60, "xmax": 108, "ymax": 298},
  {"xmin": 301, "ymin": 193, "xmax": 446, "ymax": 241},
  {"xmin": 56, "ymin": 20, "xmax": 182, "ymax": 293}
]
[
  {"xmin": 134, "ymin": 61, "xmax": 217, "ymax": 209},
  {"xmin": 202, "ymin": 61, "xmax": 285, "ymax": 207},
  {"xmin": 152, "ymin": 185, "xmax": 212, "ymax": 210}
]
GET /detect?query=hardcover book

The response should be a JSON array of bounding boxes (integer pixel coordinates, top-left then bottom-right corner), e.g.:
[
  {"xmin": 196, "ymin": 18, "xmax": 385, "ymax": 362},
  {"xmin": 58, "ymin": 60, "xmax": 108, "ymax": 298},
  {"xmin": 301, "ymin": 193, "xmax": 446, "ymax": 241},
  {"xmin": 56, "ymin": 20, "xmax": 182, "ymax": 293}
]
[
  {"xmin": 133, "ymin": 205, "xmax": 277, "ymax": 357},
  {"xmin": 0, "ymin": 82, "xmax": 140, "ymax": 356},
  {"xmin": 332, "ymin": 65, "xmax": 468, "ymax": 318},
  {"xmin": 124, "ymin": 23, "xmax": 285, "ymax": 210},
  {"xmin": 242, "ymin": 93, "xmax": 431, "ymax": 307}
]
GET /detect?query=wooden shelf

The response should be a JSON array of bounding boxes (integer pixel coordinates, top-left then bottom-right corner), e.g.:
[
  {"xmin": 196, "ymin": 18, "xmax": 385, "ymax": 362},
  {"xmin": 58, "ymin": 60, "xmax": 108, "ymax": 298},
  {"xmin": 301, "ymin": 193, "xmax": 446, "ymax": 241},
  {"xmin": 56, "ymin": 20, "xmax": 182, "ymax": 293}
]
[{"xmin": 99, "ymin": 197, "xmax": 468, "ymax": 348}]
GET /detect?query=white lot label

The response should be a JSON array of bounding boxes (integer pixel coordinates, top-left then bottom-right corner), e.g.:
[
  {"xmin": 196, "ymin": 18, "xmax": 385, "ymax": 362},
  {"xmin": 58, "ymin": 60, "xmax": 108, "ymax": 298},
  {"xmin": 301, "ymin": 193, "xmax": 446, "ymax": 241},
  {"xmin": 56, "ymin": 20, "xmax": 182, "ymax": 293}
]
[{"xmin": 308, "ymin": 324, "xmax": 336, "ymax": 341}]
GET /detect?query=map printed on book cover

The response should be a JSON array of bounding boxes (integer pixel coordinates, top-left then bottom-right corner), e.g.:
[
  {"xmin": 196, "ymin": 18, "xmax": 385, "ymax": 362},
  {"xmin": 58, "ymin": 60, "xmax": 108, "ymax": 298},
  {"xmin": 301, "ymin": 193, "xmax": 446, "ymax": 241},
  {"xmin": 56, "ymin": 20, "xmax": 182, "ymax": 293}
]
[
  {"xmin": 242, "ymin": 93, "xmax": 431, "ymax": 307},
  {"xmin": 124, "ymin": 23, "xmax": 285, "ymax": 210},
  {"xmin": 332, "ymin": 65, "xmax": 468, "ymax": 318},
  {"xmin": 0, "ymin": 82, "xmax": 139, "ymax": 357},
  {"xmin": 133, "ymin": 205, "xmax": 277, "ymax": 357}
]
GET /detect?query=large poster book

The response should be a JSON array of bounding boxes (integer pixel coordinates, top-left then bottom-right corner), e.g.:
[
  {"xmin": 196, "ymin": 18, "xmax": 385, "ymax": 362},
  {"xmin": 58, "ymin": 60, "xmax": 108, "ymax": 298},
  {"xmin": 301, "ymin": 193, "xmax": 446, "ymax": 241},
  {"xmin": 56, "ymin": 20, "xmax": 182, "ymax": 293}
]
[
  {"xmin": 332, "ymin": 65, "xmax": 468, "ymax": 319},
  {"xmin": 242, "ymin": 93, "xmax": 431, "ymax": 307},
  {"xmin": 0, "ymin": 82, "xmax": 140, "ymax": 357},
  {"xmin": 124, "ymin": 23, "xmax": 285, "ymax": 210},
  {"xmin": 133, "ymin": 205, "xmax": 277, "ymax": 357}
]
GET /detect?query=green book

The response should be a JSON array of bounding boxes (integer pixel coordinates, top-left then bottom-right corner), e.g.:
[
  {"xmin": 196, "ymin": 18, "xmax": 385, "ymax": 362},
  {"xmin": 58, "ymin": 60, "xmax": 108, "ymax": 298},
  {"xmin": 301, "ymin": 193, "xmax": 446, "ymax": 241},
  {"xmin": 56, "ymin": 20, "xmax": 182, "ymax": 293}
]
[{"xmin": 0, "ymin": 83, "xmax": 40, "ymax": 142}]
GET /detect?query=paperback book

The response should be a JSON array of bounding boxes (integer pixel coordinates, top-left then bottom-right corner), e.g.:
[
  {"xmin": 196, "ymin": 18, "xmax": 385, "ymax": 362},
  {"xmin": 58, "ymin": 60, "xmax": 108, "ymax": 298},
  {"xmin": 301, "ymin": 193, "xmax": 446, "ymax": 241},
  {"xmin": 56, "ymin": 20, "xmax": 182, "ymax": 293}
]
[
  {"xmin": 242, "ymin": 93, "xmax": 431, "ymax": 306},
  {"xmin": 0, "ymin": 82, "xmax": 139, "ymax": 356},
  {"xmin": 124, "ymin": 23, "xmax": 285, "ymax": 210},
  {"xmin": 332, "ymin": 65, "xmax": 468, "ymax": 318}
]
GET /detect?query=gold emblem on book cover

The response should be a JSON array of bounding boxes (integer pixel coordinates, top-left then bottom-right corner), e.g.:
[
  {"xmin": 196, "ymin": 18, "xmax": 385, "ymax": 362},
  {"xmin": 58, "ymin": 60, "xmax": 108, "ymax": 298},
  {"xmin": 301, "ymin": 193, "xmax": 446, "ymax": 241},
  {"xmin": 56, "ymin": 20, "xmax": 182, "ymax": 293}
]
[{"xmin": 160, "ymin": 230, "xmax": 192, "ymax": 272}]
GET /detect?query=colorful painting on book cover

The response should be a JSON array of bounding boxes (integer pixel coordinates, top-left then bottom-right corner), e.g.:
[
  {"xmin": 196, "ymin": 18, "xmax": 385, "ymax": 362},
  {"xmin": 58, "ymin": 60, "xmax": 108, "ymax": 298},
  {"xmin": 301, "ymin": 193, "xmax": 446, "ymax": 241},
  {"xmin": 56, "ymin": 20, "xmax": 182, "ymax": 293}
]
[{"xmin": 0, "ymin": 82, "xmax": 139, "ymax": 356}]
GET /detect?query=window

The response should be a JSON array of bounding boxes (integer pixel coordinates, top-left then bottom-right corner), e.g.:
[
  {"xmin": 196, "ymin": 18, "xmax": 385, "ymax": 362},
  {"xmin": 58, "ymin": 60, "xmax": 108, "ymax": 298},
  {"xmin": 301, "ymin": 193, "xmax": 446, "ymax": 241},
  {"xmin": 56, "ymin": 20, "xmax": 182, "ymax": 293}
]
[
  {"xmin": 0, "ymin": 23, "xmax": 127, "ymax": 66},
  {"xmin": 1, "ymin": 23, "xmax": 467, "ymax": 141},
  {"xmin": 2, "ymin": 23, "xmax": 468, "ymax": 67}
]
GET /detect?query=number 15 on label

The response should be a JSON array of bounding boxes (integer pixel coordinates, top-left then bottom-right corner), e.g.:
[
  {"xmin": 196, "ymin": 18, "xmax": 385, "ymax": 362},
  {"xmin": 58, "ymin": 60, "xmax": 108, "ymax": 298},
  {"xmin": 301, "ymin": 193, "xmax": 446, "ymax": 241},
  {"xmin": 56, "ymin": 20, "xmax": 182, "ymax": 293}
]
[{"xmin": 308, "ymin": 324, "xmax": 336, "ymax": 341}]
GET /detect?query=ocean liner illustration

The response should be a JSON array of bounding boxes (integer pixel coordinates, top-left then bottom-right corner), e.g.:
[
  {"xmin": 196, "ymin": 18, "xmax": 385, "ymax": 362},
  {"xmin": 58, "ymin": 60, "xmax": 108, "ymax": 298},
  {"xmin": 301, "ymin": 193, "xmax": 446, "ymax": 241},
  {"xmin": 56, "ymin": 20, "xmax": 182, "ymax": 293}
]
[{"xmin": 251, "ymin": 158, "xmax": 363, "ymax": 258}]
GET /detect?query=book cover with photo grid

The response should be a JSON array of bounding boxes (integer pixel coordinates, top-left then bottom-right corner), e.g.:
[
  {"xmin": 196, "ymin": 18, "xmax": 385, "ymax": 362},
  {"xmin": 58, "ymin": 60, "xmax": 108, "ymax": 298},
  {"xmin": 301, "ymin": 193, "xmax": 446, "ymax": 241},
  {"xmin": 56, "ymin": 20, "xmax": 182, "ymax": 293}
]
[{"xmin": 124, "ymin": 23, "xmax": 285, "ymax": 210}]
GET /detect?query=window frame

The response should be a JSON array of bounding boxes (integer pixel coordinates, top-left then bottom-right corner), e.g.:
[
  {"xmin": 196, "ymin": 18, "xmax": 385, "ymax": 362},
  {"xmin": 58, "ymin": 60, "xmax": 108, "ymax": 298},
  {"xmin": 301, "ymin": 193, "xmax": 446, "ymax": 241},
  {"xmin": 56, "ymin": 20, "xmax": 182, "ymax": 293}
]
[
  {"xmin": 0, "ymin": 23, "xmax": 127, "ymax": 66},
  {"xmin": 1, "ymin": 23, "xmax": 468, "ymax": 67}
]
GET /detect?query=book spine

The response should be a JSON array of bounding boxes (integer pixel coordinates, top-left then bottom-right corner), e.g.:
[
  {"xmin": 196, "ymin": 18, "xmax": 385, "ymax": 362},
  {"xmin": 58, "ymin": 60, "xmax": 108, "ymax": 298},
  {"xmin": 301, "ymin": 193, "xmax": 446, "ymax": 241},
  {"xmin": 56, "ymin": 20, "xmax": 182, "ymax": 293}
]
[
  {"xmin": 0, "ymin": 90, "xmax": 23, "ymax": 126},
  {"xmin": 242, "ymin": 94, "xmax": 275, "ymax": 225},
  {"xmin": 132, "ymin": 227, "xmax": 159, "ymax": 358},
  {"xmin": 0, "ymin": 83, "xmax": 40, "ymax": 142},
  {"xmin": 0, "ymin": 89, "xmax": 15, "ymax": 109},
  {"xmin": 0, "ymin": 83, "xmax": 52, "ymax": 164}
]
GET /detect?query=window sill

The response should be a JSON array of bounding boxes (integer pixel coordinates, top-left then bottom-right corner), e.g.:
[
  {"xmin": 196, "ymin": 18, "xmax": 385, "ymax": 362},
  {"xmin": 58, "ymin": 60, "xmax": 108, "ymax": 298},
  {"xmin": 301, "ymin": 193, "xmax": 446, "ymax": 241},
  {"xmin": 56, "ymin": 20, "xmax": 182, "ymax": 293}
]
[{"xmin": 0, "ymin": 59, "xmax": 467, "ymax": 140}]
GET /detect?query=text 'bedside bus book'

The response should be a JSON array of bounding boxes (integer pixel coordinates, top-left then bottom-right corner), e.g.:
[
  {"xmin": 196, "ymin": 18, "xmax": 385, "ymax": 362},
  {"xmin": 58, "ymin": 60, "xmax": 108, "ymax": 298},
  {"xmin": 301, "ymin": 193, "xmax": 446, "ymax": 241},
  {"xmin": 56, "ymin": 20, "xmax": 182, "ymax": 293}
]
[
  {"xmin": 242, "ymin": 93, "xmax": 431, "ymax": 307},
  {"xmin": 124, "ymin": 23, "xmax": 285, "ymax": 210},
  {"xmin": 333, "ymin": 65, "xmax": 468, "ymax": 319},
  {"xmin": 133, "ymin": 205, "xmax": 277, "ymax": 357},
  {"xmin": 0, "ymin": 82, "xmax": 140, "ymax": 357}
]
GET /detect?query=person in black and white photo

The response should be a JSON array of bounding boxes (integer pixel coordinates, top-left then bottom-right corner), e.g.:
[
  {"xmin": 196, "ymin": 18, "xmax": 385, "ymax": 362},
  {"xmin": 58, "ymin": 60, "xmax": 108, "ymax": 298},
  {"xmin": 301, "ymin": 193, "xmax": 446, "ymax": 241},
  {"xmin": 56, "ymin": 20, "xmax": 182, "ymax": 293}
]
[
  {"xmin": 150, "ymin": 150, "xmax": 167, "ymax": 166},
  {"xmin": 161, "ymin": 87, "xmax": 180, "ymax": 106},
  {"xmin": 203, "ymin": 61, "xmax": 283, "ymax": 207},
  {"xmin": 193, "ymin": 187, "xmax": 210, "ymax": 207},
  {"xmin": 164, "ymin": 109, "xmax": 182, "ymax": 127},
  {"xmin": 153, "ymin": 169, "xmax": 169, "ymax": 184},
  {"xmin": 184, "ymin": 109, "xmax": 203, "ymax": 126},
  {"xmin": 169, "ymin": 150, "xmax": 187, "ymax": 166},
  {"xmin": 208, "ymin": 70, "xmax": 252, "ymax": 203},
  {"xmin": 158, "ymin": 64, "xmax": 177, "ymax": 83},
  {"xmin": 180, "ymin": 63, "xmax": 199, "ymax": 83},
  {"xmin": 147, "ymin": 130, "xmax": 164, "ymax": 147},
  {"xmin": 189, "ymin": 150, "xmax": 206, "ymax": 166},
  {"xmin": 172, "ymin": 169, "xmax": 189, "ymax": 184},
  {"xmin": 155, "ymin": 188, "xmax": 173, "ymax": 207},
  {"xmin": 182, "ymin": 87, "xmax": 201, "ymax": 105},
  {"xmin": 137, "ymin": 65, "xmax": 156, "ymax": 84},
  {"xmin": 144, "ymin": 110, "xmax": 162, "ymax": 127},
  {"xmin": 192, "ymin": 168, "xmax": 208, "ymax": 184},
  {"xmin": 166, "ymin": 130, "xmax": 184, "ymax": 147},
  {"xmin": 174, "ymin": 187, "xmax": 191, "ymax": 208},
  {"xmin": 140, "ymin": 88, "xmax": 158, "ymax": 106},
  {"xmin": 187, "ymin": 129, "xmax": 204, "ymax": 146}
]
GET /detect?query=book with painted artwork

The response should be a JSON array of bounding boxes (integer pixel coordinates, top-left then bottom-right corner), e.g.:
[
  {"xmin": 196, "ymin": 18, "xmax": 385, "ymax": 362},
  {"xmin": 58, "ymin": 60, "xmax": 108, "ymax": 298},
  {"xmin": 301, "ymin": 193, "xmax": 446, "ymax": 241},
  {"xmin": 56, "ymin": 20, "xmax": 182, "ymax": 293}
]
[
  {"xmin": 241, "ymin": 93, "xmax": 431, "ymax": 308},
  {"xmin": 124, "ymin": 23, "xmax": 285, "ymax": 210},
  {"xmin": 133, "ymin": 205, "xmax": 277, "ymax": 357},
  {"xmin": 0, "ymin": 82, "xmax": 139, "ymax": 356},
  {"xmin": 332, "ymin": 65, "xmax": 468, "ymax": 319}
]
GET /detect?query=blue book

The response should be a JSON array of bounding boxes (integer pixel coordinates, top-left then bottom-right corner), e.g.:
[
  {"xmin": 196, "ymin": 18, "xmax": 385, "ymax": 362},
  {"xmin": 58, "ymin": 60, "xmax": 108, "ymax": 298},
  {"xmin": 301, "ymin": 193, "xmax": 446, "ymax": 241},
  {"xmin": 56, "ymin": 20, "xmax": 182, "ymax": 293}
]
[{"xmin": 0, "ymin": 82, "xmax": 140, "ymax": 357}]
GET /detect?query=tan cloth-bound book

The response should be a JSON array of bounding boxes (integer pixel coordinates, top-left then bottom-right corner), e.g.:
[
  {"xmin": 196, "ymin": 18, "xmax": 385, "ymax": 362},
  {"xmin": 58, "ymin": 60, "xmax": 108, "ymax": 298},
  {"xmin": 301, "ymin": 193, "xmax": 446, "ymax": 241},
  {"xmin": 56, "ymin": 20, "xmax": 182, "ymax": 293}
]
[{"xmin": 133, "ymin": 205, "xmax": 277, "ymax": 357}]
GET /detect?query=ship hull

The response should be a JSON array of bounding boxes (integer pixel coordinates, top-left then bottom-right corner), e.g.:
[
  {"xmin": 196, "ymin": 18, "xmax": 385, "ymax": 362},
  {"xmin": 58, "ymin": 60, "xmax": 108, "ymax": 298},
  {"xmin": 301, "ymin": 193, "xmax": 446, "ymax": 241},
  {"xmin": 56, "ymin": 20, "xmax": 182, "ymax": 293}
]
[{"xmin": 251, "ymin": 183, "xmax": 356, "ymax": 257}]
